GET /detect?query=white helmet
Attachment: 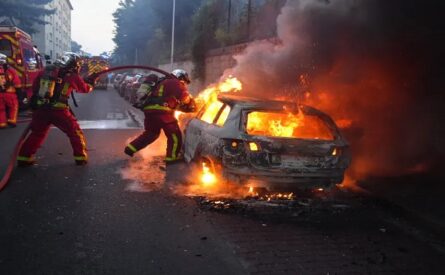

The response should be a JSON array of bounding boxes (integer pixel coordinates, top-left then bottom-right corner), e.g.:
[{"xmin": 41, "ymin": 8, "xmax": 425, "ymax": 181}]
[
  {"xmin": 0, "ymin": 53, "xmax": 7, "ymax": 65},
  {"xmin": 54, "ymin": 52, "xmax": 82, "ymax": 72},
  {"xmin": 171, "ymin": 69, "xmax": 191, "ymax": 84}
]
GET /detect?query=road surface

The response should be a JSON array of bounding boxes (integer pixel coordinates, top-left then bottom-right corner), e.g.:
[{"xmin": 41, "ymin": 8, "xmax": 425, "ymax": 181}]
[{"xmin": 0, "ymin": 89, "xmax": 444, "ymax": 274}]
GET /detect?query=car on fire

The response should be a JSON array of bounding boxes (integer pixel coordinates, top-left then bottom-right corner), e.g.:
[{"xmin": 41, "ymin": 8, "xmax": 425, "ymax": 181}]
[{"xmin": 183, "ymin": 94, "xmax": 351, "ymax": 191}]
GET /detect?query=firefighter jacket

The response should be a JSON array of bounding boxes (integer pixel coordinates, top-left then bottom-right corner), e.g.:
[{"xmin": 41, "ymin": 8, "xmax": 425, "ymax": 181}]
[
  {"xmin": 143, "ymin": 78, "xmax": 192, "ymax": 114},
  {"xmin": 32, "ymin": 66, "xmax": 93, "ymax": 109},
  {"xmin": 0, "ymin": 66, "xmax": 21, "ymax": 93}
]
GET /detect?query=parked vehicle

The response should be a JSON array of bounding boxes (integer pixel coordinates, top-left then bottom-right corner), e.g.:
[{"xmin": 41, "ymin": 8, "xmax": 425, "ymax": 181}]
[
  {"xmin": 183, "ymin": 94, "xmax": 351, "ymax": 191},
  {"xmin": 120, "ymin": 75, "xmax": 134, "ymax": 97},
  {"xmin": 0, "ymin": 26, "xmax": 44, "ymax": 107},
  {"xmin": 113, "ymin": 73, "xmax": 124, "ymax": 89},
  {"xmin": 124, "ymin": 74, "xmax": 144, "ymax": 103},
  {"xmin": 117, "ymin": 74, "xmax": 133, "ymax": 97}
]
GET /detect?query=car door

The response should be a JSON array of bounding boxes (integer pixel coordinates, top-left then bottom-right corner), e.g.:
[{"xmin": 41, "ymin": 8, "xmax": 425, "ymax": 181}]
[{"xmin": 184, "ymin": 100, "xmax": 231, "ymax": 162}]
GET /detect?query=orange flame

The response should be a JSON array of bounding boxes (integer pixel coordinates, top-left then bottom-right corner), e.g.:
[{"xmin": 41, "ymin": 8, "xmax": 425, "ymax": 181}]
[
  {"xmin": 196, "ymin": 76, "xmax": 242, "ymax": 108},
  {"xmin": 201, "ymin": 162, "xmax": 216, "ymax": 186}
]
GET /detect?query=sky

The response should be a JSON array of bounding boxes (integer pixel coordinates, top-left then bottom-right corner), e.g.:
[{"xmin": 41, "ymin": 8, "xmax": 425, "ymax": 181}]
[{"xmin": 71, "ymin": 0, "xmax": 121, "ymax": 55}]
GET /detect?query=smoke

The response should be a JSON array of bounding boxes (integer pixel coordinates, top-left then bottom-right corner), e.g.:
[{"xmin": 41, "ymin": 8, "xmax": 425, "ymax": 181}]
[
  {"xmin": 120, "ymin": 137, "xmax": 167, "ymax": 192},
  {"xmin": 223, "ymin": 0, "xmax": 444, "ymax": 179}
]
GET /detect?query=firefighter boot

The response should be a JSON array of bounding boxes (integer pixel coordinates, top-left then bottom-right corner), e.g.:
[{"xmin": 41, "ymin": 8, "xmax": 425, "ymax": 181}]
[
  {"xmin": 75, "ymin": 159, "xmax": 88, "ymax": 166},
  {"xmin": 124, "ymin": 146, "xmax": 136, "ymax": 157},
  {"xmin": 17, "ymin": 159, "xmax": 36, "ymax": 167}
]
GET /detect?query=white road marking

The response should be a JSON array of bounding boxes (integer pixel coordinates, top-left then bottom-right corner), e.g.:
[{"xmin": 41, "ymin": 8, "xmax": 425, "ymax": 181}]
[{"xmin": 77, "ymin": 120, "xmax": 141, "ymax": 129}]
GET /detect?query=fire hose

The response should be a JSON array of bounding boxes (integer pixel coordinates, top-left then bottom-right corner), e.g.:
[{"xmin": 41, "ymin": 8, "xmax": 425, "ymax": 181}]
[
  {"xmin": 0, "ymin": 124, "xmax": 31, "ymax": 191},
  {"xmin": 0, "ymin": 65, "xmax": 172, "ymax": 192}
]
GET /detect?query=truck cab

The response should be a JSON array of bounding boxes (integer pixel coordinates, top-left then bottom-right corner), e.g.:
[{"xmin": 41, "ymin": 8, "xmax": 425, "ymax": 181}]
[{"xmin": 0, "ymin": 26, "xmax": 44, "ymax": 106}]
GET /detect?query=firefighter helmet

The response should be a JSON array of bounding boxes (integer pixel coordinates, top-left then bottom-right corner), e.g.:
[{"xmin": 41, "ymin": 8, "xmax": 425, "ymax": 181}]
[
  {"xmin": 54, "ymin": 52, "xmax": 82, "ymax": 72},
  {"xmin": 171, "ymin": 69, "xmax": 191, "ymax": 84},
  {"xmin": 0, "ymin": 53, "xmax": 7, "ymax": 65}
]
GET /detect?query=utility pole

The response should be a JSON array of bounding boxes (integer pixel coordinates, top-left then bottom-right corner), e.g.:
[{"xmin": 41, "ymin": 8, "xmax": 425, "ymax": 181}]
[
  {"xmin": 134, "ymin": 48, "xmax": 138, "ymax": 65},
  {"xmin": 170, "ymin": 0, "xmax": 176, "ymax": 72},
  {"xmin": 247, "ymin": 0, "xmax": 252, "ymax": 40},
  {"xmin": 227, "ymin": 0, "xmax": 232, "ymax": 32}
]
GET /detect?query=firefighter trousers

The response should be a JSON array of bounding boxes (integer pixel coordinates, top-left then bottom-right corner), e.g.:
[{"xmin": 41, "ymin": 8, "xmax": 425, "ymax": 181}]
[
  {"xmin": 18, "ymin": 108, "xmax": 88, "ymax": 162},
  {"xmin": 0, "ymin": 93, "xmax": 18, "ymax": 127},
  {"xmin": 127, "ymin": 113, "xmax": 182, "ymax": 162}
]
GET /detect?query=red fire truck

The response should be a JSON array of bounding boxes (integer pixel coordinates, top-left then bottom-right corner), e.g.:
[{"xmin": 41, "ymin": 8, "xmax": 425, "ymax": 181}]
[
  {"xmin": 80, "ymin": 56, "xmax": 110, "ymax": 90},
  {"xmin": 0, "ymin": 26, "xmax": 44, "ymax": 106}
]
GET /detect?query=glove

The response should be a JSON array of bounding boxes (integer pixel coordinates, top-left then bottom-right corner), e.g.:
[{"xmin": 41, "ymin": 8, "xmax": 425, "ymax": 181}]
[
  {"xmin": 84, "ymin": 73, "xmax": 99, "ymax": 86},
  {"xmin": 178, "ymin": 98, "xmax": 197, "ymax": 113}
]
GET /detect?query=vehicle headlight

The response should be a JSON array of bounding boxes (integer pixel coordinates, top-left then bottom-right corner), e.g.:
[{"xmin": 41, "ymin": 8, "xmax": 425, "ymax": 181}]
[{"xmin": 248, "ymin": 142, "xmax": 260, "ymax": 152}]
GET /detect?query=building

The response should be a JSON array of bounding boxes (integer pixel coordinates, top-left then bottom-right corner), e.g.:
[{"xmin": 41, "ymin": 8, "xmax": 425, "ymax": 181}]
[{"xmin": 32, "ymin": 0, "xmax": 73, "ymax": 61}]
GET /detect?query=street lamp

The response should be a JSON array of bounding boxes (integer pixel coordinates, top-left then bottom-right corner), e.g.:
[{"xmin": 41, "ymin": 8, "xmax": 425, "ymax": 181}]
[{"xmin": 170, "ymin": 0, "xmax": 176, "ymax": 71}]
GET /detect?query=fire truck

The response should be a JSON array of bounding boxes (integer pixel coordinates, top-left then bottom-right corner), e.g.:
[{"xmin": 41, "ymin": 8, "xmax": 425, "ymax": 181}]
[
  {"xmin": 0, "ymin": 26, "xmax": 44, "ymax": 106},
  {"xmin": 80, "ymin": 56, "xmax": 110, "ymax": 89}
]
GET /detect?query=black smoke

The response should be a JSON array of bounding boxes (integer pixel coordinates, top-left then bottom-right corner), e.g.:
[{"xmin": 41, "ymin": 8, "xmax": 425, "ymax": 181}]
[{"xmin": 225, "ymin": 0, "xmax": 445, "ymax": 178}]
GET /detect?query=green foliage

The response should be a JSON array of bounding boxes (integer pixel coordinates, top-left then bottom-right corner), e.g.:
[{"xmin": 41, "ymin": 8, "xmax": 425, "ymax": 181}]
[
  {"xmin": 111, "ymin": 0, "xmax": 285, "ymax": 79},
  {"xmin": 214, "ymin": 27, "xmax": 235, "ymax": 47},
  {"xmin": 190, "ymin": 0, "xmax": 225, "ymax": 80},
  {"xmin": 0, "ymin": 0, "xmax": 54, "ymax": 34},
  {"xmin": 112, "ymin": 0, "xmax": 204, "ymax": 66}
]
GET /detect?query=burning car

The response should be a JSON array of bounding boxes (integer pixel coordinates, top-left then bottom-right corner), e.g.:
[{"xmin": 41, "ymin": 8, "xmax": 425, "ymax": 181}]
[{"xmin": 183, "ymin": 93, "xmax": 351, "ymax": 191}]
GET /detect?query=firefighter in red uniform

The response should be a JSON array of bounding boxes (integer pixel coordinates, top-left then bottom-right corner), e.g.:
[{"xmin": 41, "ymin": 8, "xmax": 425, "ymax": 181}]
[
  {"xmin": 17, "ymin": 53, "xmax": 96, "ymax": 166},
  {"xmin": 124, "ymin": 69, "xmax": 196, "ymax": 163},
  {"xmin": 0, "ymin": 53, "xmax": 22, "ymax": 128}
]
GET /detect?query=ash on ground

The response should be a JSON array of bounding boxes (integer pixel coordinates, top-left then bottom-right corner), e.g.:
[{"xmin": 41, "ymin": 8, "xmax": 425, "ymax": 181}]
[{"xmin": 190, "ymin": 188, "xmax": 363, "ymax": 223}]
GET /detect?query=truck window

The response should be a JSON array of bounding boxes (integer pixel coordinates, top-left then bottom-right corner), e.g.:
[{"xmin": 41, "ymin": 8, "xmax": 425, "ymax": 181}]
[
  {"xmin": 0, "ymin": 39, "xmax": 12, "ymax": 57},
  {"xmin": 23, "ymin": 47, "xmax": 37, "ymax": 69}
]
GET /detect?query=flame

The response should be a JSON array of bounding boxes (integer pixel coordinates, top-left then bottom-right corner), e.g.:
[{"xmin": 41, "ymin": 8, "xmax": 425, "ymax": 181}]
[
  {"xmin": 247, "ymin": 112, "xmax": 303, "ymax": 137},
  {"xmin": 247, "ymin": 111, "xmax": 333, "ymax": 140},
  {"xmin": 263, "ymin": 192, "xmax": 294, "ymax": 201},
  {"xmin": 196, "ymin": 76, "xmax": 242, "ymax": 109},
  {"xmin": 201, "ymin": 162, "xmax": 216, "ymax": 186}
]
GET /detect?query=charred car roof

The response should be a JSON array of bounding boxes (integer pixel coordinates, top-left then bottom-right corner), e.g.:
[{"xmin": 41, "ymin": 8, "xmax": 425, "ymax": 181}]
[{"xmin": 217, "ymin": 93, "xmax": 332, "ymax": 117}]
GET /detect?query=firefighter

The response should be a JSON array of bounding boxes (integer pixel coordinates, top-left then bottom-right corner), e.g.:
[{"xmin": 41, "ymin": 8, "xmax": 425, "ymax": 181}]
[
  {"xmin": 124, "ymin": 69, "xmax": 196, "ymax": 164},
  {"xmin": 0, "ymin": 53, "xmax": 22, "ymax": 128},
  {"xmin": 17, "ymin": 52, "xmax": 96, "ymax": 167}
]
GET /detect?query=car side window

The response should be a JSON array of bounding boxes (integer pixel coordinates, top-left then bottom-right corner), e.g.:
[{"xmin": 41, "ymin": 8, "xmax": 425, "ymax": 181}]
[
  {"xmin": 199, "ymin": 100, "xmax": 226, "ymax": 125},
  {"xmin": 23, "ymin": 47, "xmax": 36, "ymax": 69},
  {"xmin": 215, "ymin": 104, "xmax": 231, "ymax": 126}
]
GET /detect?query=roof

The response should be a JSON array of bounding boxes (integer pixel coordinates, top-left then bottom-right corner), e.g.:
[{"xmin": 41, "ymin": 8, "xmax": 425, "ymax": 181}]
[
  {"xmin": 65, "ymin": 0, "xmax": 73, "ymax": 10},
  {"xmin": 218, "ymin": 93, "xmax": 295, "ymax": 110},
  {"xmin": 0, "ymin": 26, "xmax": 32, "ymax": 40},
  {"xmin": 217, "ymin": 93, "xmax": 332, "ymax": 119}
]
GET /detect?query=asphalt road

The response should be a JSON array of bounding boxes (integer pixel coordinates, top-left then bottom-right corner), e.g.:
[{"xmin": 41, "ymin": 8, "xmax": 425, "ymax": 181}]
[{"xmin": 0, "ymin": 88, "xmax": 444, "ymax": 274}]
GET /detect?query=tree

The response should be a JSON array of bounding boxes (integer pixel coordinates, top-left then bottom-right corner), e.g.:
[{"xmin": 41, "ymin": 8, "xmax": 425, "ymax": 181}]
[
  {"xmin": 112, "ymin": 0, "xmax": 204, "ymax": 66},
  {"xmin": 0, "ymin": 0, "xmax": 54, "ymax": 34},
  {"xmin": 191, "ymin": 0, "xmax": 225, "ymax": 79}
]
